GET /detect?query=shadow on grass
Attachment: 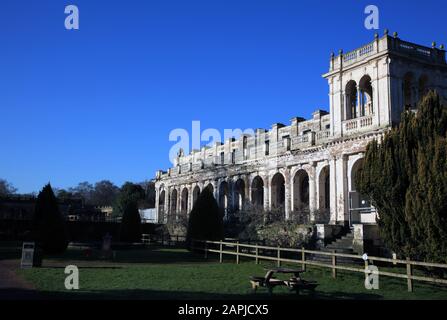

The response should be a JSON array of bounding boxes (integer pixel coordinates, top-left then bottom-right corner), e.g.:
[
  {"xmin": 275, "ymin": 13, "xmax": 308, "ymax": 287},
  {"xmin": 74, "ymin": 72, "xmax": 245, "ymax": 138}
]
[
  {"xmin": 44, "ymin": 246, "xmax": 208, "ymax": 265},
  {"xmin": 0, "ymin": 287, "xmax": 383, "ymax": 300}
]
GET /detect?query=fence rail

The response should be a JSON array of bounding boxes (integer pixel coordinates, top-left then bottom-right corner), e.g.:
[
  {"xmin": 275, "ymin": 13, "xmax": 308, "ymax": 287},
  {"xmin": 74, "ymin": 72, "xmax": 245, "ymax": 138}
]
[{"xmin": 192, "ymin": 239, "xmax": 447, "ymax": 292}]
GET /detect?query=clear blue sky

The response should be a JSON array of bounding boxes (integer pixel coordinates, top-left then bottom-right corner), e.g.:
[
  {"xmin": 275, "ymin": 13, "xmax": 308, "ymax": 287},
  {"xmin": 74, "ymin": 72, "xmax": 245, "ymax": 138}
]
[{"xmin": 1, "ymin": 0, "xmax": 446, "ymax": 193}]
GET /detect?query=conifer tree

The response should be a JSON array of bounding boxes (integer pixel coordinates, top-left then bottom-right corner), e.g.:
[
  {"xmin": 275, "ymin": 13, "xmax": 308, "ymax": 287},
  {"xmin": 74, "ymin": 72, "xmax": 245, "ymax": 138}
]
[
  {"xmin": 120, "ymin": 201, "xmax": 142, "ymax": 243},
  {"xmin": 356, "ymin": 91, "xmax": 447, "ymax": 262},
  {"xmin": 33, "ymin": 183, "xmax": 68, "ymax": 254},
  {"xmin": 186, "ymin": 187, "xmax": 224, "ymax": 247}
]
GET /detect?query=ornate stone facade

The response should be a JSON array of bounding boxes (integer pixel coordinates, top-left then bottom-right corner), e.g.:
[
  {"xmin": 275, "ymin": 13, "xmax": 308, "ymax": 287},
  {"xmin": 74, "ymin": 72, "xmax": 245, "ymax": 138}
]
[{"xmin": 154, "ymin": 32, "xmax": 447, "ymax": 231}]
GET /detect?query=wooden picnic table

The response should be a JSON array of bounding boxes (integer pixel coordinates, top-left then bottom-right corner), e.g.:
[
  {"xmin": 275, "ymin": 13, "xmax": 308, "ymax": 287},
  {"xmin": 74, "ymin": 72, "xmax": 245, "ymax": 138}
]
[{"xmin": 250, "ymin": 267, "xmax": 318, "ymax": 295}]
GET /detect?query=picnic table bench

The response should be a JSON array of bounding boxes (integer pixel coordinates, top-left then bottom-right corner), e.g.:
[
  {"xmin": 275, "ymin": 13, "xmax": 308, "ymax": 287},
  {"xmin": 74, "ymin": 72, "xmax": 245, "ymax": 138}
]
[{"xmin": 250, "ymin": 267, "xmax": 318, "ymax": 295}]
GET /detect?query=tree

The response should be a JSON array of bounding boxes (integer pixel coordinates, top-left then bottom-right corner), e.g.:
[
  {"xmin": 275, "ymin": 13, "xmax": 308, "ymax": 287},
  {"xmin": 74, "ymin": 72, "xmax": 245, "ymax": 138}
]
[
  {"xmin": 69, "ymin": 181, "xmax": 94, "ymax": 204},
  {"xmin": 91, "ymin": 180, "xmax": 119, "ymax": 207},
  {"xmin": 55, "ymin": 189, "xmax": 75, "ymax": 201},
  {"xmin": 0, "ymin": 179, "xmax": 17, "ymax": 196},
  {"xmin": 140, "ymin": 180, "xmax": 156, "ymax": 208},
  {"xmin": 356, "ymin": 91, "xmax": 447, "ymax": 262},
  {"xmin": 32, "ymin": 184, "xmax": 68, "ymax": 254},
  {"xmin": 186, "ymin": 187, "xmax": 224, "ymax": 246},
  {"xmin": 113, "ymin": 182, "xmax": 145, "ymax": 217},
  {"xmin": 119, "ymin": 201, "xmax": 142, "ymax": 243}
]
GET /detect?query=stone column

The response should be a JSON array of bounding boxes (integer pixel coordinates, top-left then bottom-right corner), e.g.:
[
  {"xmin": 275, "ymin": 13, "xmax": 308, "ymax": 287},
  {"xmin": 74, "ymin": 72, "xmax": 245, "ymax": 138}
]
[
  {"xmin": 284, "ymin": 168, "xmax": 291, "ymax": 220},
  {"xmin": 372, "ymin": 63, "xmax": 380, "ymax": 126},
  {"xmin": 165, "ymin": 188, "xmax": 170, "ymax": 223},
  {"xmin": 187, "ymin": 185, "xmax": 192, "ymax": 214},
  {"xmin": 335, "ymin": 155, "xmax": 349, "ymax": 224},
  {"xmin": 177, "ymin": 187, "xmax": 181, "ymax": 217},
  {"xmin": 329, "ymin": 157, "xmax": 338, "ymax": 224},
  {"xmin": 244, "ymin": 176, "xmax": 250, "ymax": 208},
  {"xmin": 309, "ymin": 162, "xmax": 317, "ymax": 222},
  {"xmin": 155, "ymin": 188, "xmax": 160, "ymax": 223},
  {"xmin": 264, "ymin": 177, "xmax": 270, "ymax": 211},
  {"xmin": 356, "ymin": 85, "xmax": 362, "ymax": 118}
]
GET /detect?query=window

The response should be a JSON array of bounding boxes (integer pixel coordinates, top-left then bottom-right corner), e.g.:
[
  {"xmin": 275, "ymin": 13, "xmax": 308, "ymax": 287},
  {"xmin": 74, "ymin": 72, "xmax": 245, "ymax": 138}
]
[
  {"xmin": 283, "ymin": 136, "xmax": 291, "ymax": 151},
  {"xmin": 220, "ymin": 152, "xmax": 225, "ymax": 165},
  {"xmin": 265, "ymin": 140, "xmax": 270, "ymax": 156},
  {"xmin": 231, "ymin": 150, "xmax": 235, "ymax": 164},
  {"xmin": 243, "ymin": 136, "xmax": 248, "ymax": 160}
]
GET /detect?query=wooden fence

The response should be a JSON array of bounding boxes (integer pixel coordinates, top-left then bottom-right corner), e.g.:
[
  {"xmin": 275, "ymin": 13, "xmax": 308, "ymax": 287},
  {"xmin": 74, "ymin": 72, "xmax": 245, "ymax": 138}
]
[{"xmin": 192, "ymin": 239, "xmax": 447, "ymax": 293}]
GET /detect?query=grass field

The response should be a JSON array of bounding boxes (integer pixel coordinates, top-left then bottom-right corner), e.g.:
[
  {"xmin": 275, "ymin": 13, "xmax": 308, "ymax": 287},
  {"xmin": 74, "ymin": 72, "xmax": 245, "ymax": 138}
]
[{"xmin": 10, "ymin": 245, "xmax": 447, "ymax": 300}]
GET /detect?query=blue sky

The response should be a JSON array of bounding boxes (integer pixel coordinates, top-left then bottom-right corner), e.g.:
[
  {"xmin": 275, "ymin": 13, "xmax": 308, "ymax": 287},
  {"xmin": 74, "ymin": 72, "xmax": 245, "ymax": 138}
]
[{"xmin": 1, "ymin": 0, "xmax": 446, "ymax": 193}]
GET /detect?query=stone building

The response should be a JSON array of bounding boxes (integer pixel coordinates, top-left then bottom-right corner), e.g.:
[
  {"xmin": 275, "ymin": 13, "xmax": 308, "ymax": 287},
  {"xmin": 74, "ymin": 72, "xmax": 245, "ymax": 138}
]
[{"xmin": 154, "ymin": 32, "xmax": 447, "ymax": 248}]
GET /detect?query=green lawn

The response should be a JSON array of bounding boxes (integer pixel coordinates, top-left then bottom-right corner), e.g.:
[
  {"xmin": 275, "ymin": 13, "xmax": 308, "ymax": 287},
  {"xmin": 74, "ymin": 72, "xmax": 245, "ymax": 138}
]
[{"xmin": 14, "ymin": 246, "xmax": 447, "ymax": 300}]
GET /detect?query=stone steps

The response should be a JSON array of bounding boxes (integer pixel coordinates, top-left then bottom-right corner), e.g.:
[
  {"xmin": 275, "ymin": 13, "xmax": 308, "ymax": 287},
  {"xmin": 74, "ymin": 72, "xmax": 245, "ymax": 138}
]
[{"xmin": 309, "ymin": 229, "xmax": 363, "ymax": 265}]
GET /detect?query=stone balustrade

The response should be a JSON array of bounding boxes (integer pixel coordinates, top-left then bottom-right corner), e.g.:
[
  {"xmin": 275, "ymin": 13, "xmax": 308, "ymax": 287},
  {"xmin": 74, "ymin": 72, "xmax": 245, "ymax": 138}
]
[{"xmin": 342, "ymin": 116, "xmax": 374, "ymax": 134}]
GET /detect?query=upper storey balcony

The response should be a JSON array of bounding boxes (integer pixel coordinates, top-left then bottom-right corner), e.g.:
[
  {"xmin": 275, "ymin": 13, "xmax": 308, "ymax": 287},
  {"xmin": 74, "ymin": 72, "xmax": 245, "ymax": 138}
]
[{"xmin": 329, "ymin": 31, "xmax": 446, "ymax": 74}]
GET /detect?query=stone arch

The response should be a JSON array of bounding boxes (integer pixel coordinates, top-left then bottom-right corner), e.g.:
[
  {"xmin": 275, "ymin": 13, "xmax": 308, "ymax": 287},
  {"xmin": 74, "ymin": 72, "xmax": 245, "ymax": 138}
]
[
  {"xmin": 192, "ymin": 185, "xmax": 200, "ymax": 208},
  {"xmin": 350, "ymin": 158, "xmax": 364, "ymax": 192},
  {"xmin": 170, "ymin": 188, "xmax": 178, "ymax": 215},
  {"xmin": 317, "ymin": 165, "xmax": 331, "ymax": 223},
  {"xmin": 181, "ymin": 187, "xmax": 188, "ymax": 214},
  {"xmin": 159, "ymin": 189, "xmax": 166, "ymax": 216},
  {"xmin": 234, "ymin": 179, "xmax": 245, "ymax": 211},
  {"xmin": 292, "ymin": 169, "xmax": 310, "ymax": 212},
  {"xmin": 271, "ymin": 172, "xmax": 285, "ymax": 211},
  {"xmin": 359, "ymin": 75, "xmax": 373, "ymax": 117},
  {"xmin": 204, "ymin": 183, "xmax": 214, "ymax": 195},
  {"xmin": 218, "ymin": 181, "xmax": 229, "ymax": 215},
  {"xmin": 345, "ymin": 80, "xmax": 358, "ymax": 120},
  {"xmin": 251, "ymin": 176, "xmax": 264, "ymax": 209}
]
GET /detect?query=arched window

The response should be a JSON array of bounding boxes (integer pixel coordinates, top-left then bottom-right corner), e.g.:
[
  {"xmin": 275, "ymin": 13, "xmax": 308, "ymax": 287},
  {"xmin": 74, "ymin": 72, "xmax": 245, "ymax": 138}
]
[
  {"xmin": 159, "ymin": 190, "xmax": 166, "ymax": 216},
  {"xmin": 345, "ymin": 80, "xmax": 358, "ymax": 120},
  {"xmin": 192, "ymin": 186, "xmax": 200, "ymax": 208},
  {"xmin": 219, "ymin": 181, "xmax": 229, "ymax": 217},
  {"xmin": 359, "ymin": 76, "xmax": 373, "ymax": 117},
  {"xmin": 170, "ymin": 189, "xmax": 178, "ymax": 217},
  {"xmin": 293, "ymin": 170, "xmax": 310, "ymax": 211},
  {"xmin": 251, "ymin": 176, "xmax": 264, "ymax": 209},
  {"xmin": 234, "ymin": 179, "xmax": 245, "ymax": 211},
  {"xmin": 271, "ymin": 173, "xmax": 285, "ymax": 213},
  {"xmin": 181, "ymin": 188, "xmax": 188, "ymax": 215}
]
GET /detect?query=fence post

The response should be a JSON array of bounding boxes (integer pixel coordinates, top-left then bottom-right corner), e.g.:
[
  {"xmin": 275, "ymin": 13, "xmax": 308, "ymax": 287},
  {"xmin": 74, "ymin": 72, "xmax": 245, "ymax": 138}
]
[
  {"xmin": 332, "ymin": 250, "xmax": 337, "ymax": 279},
  {"xmin": 277, "ymin": 246, "xmax": 281, "ymax": 267},
  {"xmin": 255, "ymin": 245, "xmax": 259, "ymax": 265},
  {"xmin": 219, "ymin": 241, "xmax": 223, "ymax": 263},
  {"xmin": 204, "ymin": 242, "xmax": 208, "ymax": 259},
  {"xmin": 364, "ymin": 258, "xmax": 369, "ymax": 283},
  {"xmin": 236, "ymin": 241, "xmax": 240, "ymax": 264},
  {"xmin": 406, "ymin": 257, "xmax": 413, "ymax": 292},
  {"xmin": 301, "ymin": 247, "xmax": 306, "ymax": 271}
]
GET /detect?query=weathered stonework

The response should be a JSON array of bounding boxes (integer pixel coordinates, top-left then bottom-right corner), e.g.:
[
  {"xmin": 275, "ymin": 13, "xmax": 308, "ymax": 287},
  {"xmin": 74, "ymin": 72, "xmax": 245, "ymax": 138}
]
[{"xmin": 154, "ymin": 33, "xmax": 447, "ymax": 238}]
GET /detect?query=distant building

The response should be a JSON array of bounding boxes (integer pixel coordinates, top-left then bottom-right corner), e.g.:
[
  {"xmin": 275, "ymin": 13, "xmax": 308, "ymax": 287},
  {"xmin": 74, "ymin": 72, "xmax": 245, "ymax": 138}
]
[{"xmin": 0, "ymin": 195, "xmax": 105, "ymax": 222}]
